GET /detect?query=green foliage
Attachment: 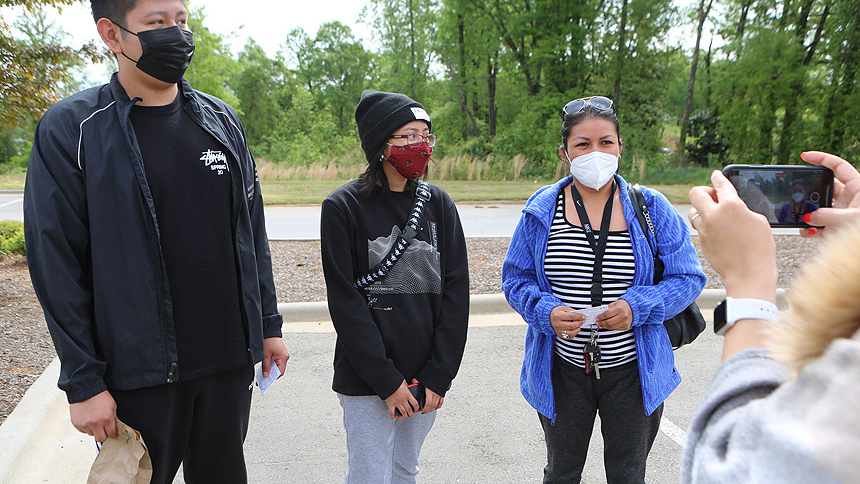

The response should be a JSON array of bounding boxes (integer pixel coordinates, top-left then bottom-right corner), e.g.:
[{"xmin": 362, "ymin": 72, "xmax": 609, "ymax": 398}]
[
  {"xmin": 685, "ymin": 108, "xmax": 728, "ymax": 166},
  {"xmin": 0, "ymin": 127, "xmax": 26, "ymax": 167},
  {"xmin": 1, "ymin": 3, "xmax": 104, "ymax": 128},
  {"xmin": 232, "ymin": 40, "xmax": 292, "ymax": 156},
  {"xmin": 0, "ymin": 220, "xmax": 25, "ymax": 257},
  {"xmin": 263, "ymin": 88, "xmax": 339, "ymax": 165},
  {"xmin": 285, "ymin": 22, "xmax": 374, "ymax": 132},
  {"xmin": 365, "ymin": 0, "xmax": 437, "ymax": 101},
  {"xmin": 710, "ymin": 0, "xmax": 859, "ymax": 165},
  {"xmin": 623, "ymin": 154, "xmax": 713, "ymax": 186},
  {"xmin": 6, "ymin": 0, "xmax": 860, "ymax": 183},
  {"xmin": 185, "ymin": 7, "xmax": 240, "ymax": 108}
]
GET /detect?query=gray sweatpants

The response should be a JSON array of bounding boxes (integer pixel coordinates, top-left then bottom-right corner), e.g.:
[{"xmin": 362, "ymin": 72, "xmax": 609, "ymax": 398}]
[{"xmin": 338, "ymin": 393, "xmax": 437, "ymax": 484}]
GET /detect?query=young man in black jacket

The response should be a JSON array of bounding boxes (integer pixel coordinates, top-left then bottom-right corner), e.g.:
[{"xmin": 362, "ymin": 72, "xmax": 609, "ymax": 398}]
[{"xmin": 23, "ymin": 1, "xmax": 289, "ymax": 482}]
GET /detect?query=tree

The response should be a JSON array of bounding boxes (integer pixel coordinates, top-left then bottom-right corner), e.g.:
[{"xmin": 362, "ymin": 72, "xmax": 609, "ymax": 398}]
[
  {"xmin": 775, "ymin": 0, "xmax": 828, "ymax": 164},
  {"xmin": 185, "ymin": 6, "xmax": 240, "ymax": 108},
  {"xmin": 435, "ymin": 0, "xmax": 499, "ymax": 141},
  {"xmin": 285, "ymin": 22, "xmax": 373, "ymax": 132},
  {"xmin": 231, "ymin": 40, "xmax": 291, "ymax": 155},
  {"xmin": 1, "ymin": 0, "xmax": 103, "ymax": 128},
  {"xmin": 365, "ymin": 0, "xmax": 437, "ymax": 100},
  {"xmin": 677, "ymin": 0, "xmax": 713, "ymax": 165},
  {"xmin": 820, "ymin": 0, "xmax": 860, "ymax": 160}
]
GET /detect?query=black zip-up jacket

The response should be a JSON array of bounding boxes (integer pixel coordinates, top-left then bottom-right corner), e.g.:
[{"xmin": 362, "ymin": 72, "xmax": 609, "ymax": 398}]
[{"xmin": 24, "ymin": 75, "xmax": 282, "ymax": 404}]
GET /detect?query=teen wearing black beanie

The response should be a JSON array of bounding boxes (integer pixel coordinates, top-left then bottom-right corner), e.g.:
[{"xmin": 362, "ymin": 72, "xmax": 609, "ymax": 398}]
[{"xmin": 320, "ymin": 90, "xmax": 470, "ymax": 483}]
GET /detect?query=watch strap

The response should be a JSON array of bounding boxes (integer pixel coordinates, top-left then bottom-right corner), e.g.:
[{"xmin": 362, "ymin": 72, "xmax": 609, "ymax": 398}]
[{"xmin": 716, "ymin": 297, "xmax": 779, "ymax": 336}]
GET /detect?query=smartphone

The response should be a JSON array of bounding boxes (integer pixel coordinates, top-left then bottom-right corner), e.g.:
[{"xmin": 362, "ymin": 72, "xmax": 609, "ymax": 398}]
[
  {"xmin": 394, "ymin": 383, "xmax": 426, "ymax": 417},
  {"xmin": 722, "ymin": 164, "xmax": 834, "ymax": 227}
]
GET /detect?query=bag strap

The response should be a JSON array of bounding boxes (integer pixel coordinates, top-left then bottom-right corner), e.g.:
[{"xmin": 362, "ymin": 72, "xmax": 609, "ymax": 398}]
[
  {"xmin": 626, "ymin": 184, "xmax": 658, "ymax": 256},
  {"xmin": 354, "ymin": 181, "xmax": 432, "ymax": 289}
]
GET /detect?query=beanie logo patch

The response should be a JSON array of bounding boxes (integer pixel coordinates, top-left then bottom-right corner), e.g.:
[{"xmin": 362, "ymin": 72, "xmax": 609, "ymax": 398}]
[{"xmin": 410, "ymin": 107, "xmax": 430, "ymax": 122}]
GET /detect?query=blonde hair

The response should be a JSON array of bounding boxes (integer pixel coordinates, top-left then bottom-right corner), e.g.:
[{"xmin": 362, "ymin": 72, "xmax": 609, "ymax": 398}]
[{"xmin": 770, "ymin": 220, "xmax": 860, "ymax": 377}]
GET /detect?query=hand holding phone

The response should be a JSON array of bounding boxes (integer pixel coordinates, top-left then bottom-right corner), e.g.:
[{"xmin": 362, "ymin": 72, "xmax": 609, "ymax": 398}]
[
  {"xmin": 689, "ymin": 171, "xmax": 778, "ymax": 302},
  {"xmin": 798, "ymin": 151, "xmax": 860, "ymax": 236},
  {"xmin": 394, "ymin": 383, "xmax": 426, "ymax": 417},
  {"xmin": 722, "ymin": 164, "xmax": 834, "ymax": 228}
]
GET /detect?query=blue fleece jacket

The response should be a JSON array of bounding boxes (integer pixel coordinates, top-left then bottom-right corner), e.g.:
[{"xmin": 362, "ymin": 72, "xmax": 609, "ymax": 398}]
[{"xmin": 502, "ymin": 175, "xmax": 706, "ymax": 419}]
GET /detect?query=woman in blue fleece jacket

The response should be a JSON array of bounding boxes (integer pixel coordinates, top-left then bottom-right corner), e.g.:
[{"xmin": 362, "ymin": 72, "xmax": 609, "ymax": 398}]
[{"xmin": 502, "ymin": 96, "xmax": 705, "ymax": 484}]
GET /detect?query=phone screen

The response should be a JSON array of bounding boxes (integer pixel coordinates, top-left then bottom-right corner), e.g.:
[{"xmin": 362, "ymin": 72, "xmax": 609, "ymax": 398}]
[{"xmin": 722, "ymin": 164, "xmax": 834, "ymax": 227}]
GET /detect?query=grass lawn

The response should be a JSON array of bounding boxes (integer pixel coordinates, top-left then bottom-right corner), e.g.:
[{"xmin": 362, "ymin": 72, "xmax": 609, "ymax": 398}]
[
  {"xmin": 262, "ymin": 178, "xmax": 696, "ymax": 205},
  {"xmin": 0, "ymin": 174, "xmax": 25, "ymax": 191},
  {"xmin": 2, "ymin": 173, "xmax": 696, "ymax": 205}
]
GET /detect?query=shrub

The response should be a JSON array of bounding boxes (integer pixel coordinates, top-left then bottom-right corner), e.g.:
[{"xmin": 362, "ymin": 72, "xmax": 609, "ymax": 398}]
[{"xmin": 0, "ymin": 220, "xmax": 25, "ymax": 257}]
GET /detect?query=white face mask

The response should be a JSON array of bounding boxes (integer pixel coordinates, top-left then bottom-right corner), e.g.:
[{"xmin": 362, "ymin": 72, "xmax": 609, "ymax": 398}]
[
  {"xmin": 567, "ymin": 150, "xmax": 619, "ymax": 190},
  {"xmin": 792, "ymin": 192, "xmax": 805, "ymax": 203}
]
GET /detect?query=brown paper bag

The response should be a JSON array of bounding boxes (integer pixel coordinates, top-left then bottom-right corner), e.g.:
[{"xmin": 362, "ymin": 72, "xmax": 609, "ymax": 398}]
[{"xmin": 87, "ymin": 419, "xmax": 152, "ymax": 484}]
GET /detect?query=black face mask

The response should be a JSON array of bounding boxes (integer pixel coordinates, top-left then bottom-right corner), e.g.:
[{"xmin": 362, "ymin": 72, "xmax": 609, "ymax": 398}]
[{"xmin": 115, "ymin": 23, "xmax": 195, "ymax": 84}]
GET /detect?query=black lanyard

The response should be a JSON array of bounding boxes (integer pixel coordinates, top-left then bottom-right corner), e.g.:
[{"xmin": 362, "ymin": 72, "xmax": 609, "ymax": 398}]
[{"xmin": 569, "ymin": 181, "xmax": 617, "ymax": 307}]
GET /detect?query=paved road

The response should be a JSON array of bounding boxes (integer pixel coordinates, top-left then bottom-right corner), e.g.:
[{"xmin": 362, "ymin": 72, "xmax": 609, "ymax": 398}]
[
  {"xmin": 2, "ymin": 193, "xmax": 798, "ymax": 238},
  {"xmin": 264, "ymin": 201, "xmax": 525, "ymax": 239},
  {"xmin": 237, "ymin": 321, "xmax": 725, "ymax": 484},
  {"xmin": 258, "ymin": 202, "xmax": 802, "ymax": 239},
  {"xmin": 0, "ymin": 194, "xmax": 23, "ymax": 222}
]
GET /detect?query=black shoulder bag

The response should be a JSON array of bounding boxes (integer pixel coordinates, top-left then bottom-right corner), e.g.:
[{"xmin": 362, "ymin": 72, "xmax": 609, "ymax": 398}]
[
  {"xmin": 354, "ymin": 181, "xmax": 432, "ymax": 289},
  {"xmin": 626, "ymin": 184, "xmax": 705, "ymax": 349}
]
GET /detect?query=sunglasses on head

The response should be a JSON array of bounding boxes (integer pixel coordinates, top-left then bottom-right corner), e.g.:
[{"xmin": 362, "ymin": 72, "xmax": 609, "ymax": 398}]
[{"xmin": 562, "ymin": 96, "xmax": 614, "ymax": 118}]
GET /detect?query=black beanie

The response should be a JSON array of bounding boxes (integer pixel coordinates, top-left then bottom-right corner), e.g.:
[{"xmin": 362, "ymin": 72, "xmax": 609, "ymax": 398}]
[{"xmin": 355, "ymin": 90, "xmax": 432, "ymax": 162}]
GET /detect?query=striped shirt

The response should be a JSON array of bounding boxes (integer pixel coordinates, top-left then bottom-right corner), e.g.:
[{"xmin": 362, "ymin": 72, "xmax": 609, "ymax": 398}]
[{"xmin": 544, "ymin": 190, "xmax": 638, "ymax": 369}]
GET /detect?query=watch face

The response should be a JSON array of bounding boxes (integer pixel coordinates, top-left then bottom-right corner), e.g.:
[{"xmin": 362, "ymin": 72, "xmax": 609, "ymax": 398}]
[{"xmin": 714, "ymin": 300, "xmax": 727, "ymax": 335}]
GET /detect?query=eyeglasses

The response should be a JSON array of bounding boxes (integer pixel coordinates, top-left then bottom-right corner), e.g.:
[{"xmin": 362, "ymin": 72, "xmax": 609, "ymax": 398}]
[
  {"xmin": 388, "ymin": 133, "xmax": 437, "ymax": 148},
  {"xmin": 562, "ymin": 96, "xmax": 614, "ymax": 118}
]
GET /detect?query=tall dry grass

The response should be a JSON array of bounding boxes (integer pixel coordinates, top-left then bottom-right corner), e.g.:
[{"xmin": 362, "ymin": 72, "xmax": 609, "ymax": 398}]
[
  {"xmin": 257, "ymin": 153, "xmax": 533, "ymax": 182},
  {"xmin": 426, "ymin": 153, "xmax": 529, "ymax": 181},
  {"xmin": 256, "ymin": 159, "xmax": 360, "ymax": 180}
]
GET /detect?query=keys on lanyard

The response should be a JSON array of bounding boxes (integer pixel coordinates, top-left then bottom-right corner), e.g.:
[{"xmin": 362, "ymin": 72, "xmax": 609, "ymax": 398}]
[{"xmin": 584, "ymin": 330, "xmax": 602, "ymax": 379}]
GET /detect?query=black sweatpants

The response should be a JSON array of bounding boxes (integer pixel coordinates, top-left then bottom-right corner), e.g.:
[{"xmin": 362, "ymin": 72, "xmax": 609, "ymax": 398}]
[
  {"xmin": 111, "ymin": 364, "xmax": 254, "ymax": 484},
  {"xmin": 538, "ymin": 355, "xmax": 663, "ymax": 484}
]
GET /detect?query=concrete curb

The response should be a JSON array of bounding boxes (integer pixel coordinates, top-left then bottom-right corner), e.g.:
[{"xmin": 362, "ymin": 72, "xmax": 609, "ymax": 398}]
[
  {"xmin": 0, "ymin": 359, "xmax": 93, "ymax": 484},
  {"xmin": 277, "ymin": 289, "xmax": 789, "ymax": 323},
  {"xmin": 277, "ymin": 293, "xmax": 518, "ymax": 323}
]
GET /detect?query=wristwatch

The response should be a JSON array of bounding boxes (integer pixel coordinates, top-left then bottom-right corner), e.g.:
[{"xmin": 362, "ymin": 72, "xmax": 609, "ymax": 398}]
[{"xmin": 713, "ymin": 297, "xmax": 779, "ymax": 336}]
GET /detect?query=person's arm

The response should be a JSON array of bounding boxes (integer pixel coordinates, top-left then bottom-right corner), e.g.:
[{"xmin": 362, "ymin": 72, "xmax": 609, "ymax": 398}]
[
  {"xmin": 232, "ymin": 108, "xmax": 288, "ymax": 377},
  {"xmin": 246, "ymin": 162, "xmax": 283, "ymax": 337},
  {"xmin": 25, "ymin": 113, "xmax": 106, "ymax": 402},
  {"xmin": 415, "ymin": 196, "xmax": 469, "ymax": 400},
  {"xmin": 682, "ymin": 170, "xmax": 789, "ymax": 483},
  {"xmin": 618, "ymin": 189, "xmax": 707, "ymax": 328},
  {"xmin": 24, "ymin": 110, "xmax": 118, "ymax": 441},
  {"xmin": 689, "ymin": 170, "xmax": 777, "ymax": 359},
  {"xmin": 319, "ymin": 197, "xmax": 404, "ymax": 400},
  {"xmin": 501, "ymin": 211, "xmax": 585, "ymax": 337},
  {"xmin": 681, "ymin": 348, "xmax": 788, "ymax": 483}
]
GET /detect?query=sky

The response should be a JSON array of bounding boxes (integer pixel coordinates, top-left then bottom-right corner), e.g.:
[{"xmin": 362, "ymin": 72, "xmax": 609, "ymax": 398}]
[{"xmin": 4, "ymin": 0, "xmax": 373, "ymax": 56}]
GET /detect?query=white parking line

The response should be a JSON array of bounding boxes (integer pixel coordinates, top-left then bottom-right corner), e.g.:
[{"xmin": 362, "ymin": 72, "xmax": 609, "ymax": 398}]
[
  {"xmin": 0, "ymin": 198, "xmax": 23, "ymax": 208},
  {"xmin": 660, "ymin": 417, "xmax": 687, "ymax": 448}
]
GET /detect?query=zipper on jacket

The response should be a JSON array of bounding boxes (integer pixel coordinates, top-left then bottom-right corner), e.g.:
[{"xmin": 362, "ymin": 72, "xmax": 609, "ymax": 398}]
[
  {"xmin": 121, "ymin": 96, "xmax": 179, "ymax": 385},
  {"xmin": 185, "ymin": 99, "xmax": 253, "ymax": 353},
  {"xmin": 166, "ymin": 362, "xmax": 178, "ymax": 383},
  {"xmin": 148, "ymin": 199, "xmax": 179, "ymax": 384}
]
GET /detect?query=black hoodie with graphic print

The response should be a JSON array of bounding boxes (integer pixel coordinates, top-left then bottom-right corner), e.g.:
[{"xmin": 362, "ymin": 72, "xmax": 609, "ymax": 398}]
[{"xmin": 320, "ymin": 180, "xmax": 469, "ymax": 400}]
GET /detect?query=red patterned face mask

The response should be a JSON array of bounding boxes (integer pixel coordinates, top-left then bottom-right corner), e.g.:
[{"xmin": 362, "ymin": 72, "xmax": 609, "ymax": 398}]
[{"xmin": 384, "ymin": 142, "xmax": 432, "ymax": 180}]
